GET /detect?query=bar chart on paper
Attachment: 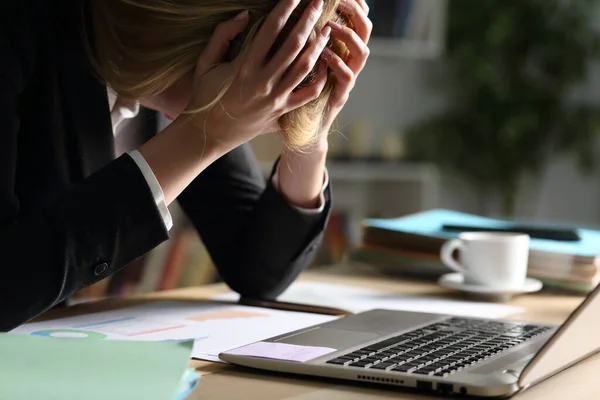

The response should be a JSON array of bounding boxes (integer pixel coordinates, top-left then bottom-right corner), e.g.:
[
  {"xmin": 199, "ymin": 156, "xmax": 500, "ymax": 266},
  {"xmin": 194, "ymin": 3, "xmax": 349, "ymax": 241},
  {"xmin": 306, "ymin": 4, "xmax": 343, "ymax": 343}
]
[{"xmin": 10, "ymin": 301, "xmax": 337, "ymax": 362}]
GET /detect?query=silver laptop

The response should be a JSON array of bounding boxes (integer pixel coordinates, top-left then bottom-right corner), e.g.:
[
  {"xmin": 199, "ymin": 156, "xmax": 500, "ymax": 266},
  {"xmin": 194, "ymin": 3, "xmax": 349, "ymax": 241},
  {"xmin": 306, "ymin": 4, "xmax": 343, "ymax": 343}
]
[{"xmin": 220, "ymin": 283, "xmax": 600, "ymax": 397}]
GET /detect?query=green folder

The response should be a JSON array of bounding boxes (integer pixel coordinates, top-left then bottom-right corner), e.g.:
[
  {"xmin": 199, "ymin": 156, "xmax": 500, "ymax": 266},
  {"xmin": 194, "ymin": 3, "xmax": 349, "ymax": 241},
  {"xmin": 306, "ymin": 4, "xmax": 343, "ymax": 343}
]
[{"xmin": 0, "ymin": 333, "xmax": 199, "ymax": 400}]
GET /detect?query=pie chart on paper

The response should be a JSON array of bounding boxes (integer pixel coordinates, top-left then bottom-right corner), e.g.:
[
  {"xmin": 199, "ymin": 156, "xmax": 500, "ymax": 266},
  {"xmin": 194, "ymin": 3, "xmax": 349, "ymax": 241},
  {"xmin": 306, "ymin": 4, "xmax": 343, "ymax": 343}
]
[{"xmin": 31, "ymin": 329, "xmax": 108, "ymax": 339}]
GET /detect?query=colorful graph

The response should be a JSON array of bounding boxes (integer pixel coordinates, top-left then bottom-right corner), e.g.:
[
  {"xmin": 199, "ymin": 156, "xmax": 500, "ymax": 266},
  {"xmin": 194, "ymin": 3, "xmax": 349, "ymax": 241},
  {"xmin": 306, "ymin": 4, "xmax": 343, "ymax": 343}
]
[
  {"xmin": 31, "ymin": 329, "xmax": 107, "ymax": 339},
  {"xmin": 127, "ymin": 324, "xmax": 186, "ymax": 337},
  {"xmin": 72, "ymin": 317, "xmax": 135, "ymax": 329},
  {"xmin": 185, "ymin": 310, "xmax": 267, "ymax": 322},
  {"xmin": 11, "ymin": 301, "xmax": 338, "ymax": 363}
]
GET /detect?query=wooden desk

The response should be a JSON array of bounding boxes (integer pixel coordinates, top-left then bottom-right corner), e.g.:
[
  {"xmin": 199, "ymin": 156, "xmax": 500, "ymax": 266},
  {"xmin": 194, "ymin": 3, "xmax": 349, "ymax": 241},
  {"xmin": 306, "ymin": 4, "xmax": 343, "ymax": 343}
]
[{"xmin": 40, "ymin": 265, "xmax": 595, "ymax": 399}]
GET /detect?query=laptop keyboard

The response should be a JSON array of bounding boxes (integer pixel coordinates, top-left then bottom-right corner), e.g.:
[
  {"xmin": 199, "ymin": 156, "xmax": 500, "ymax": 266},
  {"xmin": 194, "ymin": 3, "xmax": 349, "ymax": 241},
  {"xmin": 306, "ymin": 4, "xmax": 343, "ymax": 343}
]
[{"xmin": 326, "ymin": 317, "xmax": 552, "ymax": 377}]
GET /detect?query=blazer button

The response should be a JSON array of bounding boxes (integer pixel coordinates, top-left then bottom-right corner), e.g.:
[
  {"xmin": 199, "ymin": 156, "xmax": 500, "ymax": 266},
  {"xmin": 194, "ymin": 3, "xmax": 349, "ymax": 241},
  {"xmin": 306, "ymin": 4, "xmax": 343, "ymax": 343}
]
[{"xmin": 94, "ymin": 263, "xmax": 109, "ymax": 276}]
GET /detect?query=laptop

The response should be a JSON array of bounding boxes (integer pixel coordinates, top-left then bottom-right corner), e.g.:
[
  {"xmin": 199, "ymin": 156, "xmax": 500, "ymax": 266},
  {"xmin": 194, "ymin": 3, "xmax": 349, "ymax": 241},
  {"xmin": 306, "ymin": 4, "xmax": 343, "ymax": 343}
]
[{"xmin": 220, "ymin": 283, "xmax": 600, "ymax": 397}]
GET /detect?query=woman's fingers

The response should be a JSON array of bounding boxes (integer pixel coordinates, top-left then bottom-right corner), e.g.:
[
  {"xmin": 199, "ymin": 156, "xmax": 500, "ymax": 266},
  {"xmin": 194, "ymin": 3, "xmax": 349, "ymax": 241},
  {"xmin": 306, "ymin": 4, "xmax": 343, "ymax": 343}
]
[
  {"xmin": 196, "ymin": 11, "xmax": 250, "ymax": 73},
  {"xmin": 352, "ymin": 0, "xmax": 370, "ymax": 14},
  {"xmin": 328, "ymin": 21, "xmax": 369, "ymax": 73},
  {"xmin": 267, "ymin": 0, "xmax": 324, "ymax": 79},
  {"xmin": 337, "ymin": 0, "xmax": 372, "ymax": 44},
  {"xmin": 277, "ymin": 25, "xmax": 331, "ymax": 96},
  {"xmin": 285, "ymin": 60, "xmax": 328, "ymax": 112},
  {"xmin": 322, "ymin": 47, "xmax": 355, "ymax": 107},
  {"xmin": 248, "ymin": 0, "xmax": 302, "ymax": 67}
]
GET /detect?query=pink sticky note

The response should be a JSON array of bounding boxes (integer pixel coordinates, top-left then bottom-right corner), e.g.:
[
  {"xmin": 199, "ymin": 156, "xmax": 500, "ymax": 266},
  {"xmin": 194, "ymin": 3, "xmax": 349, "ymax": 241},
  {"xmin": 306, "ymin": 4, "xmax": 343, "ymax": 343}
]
[{"xmin": 225, "ymin": 341, "xmax": 336, "ymax": 362}]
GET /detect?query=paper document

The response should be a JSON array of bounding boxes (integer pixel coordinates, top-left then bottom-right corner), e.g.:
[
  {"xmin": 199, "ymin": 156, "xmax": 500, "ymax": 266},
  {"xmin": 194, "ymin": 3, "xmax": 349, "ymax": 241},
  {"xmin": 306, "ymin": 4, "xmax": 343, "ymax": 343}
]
[
  {"xmin": 0, "ymin": 333, "xmax": 196, "ymax": 400},
  {"xmin": 10, "ymin": 301, "xmax": 337, "ymax": 363},
  {"xmin": 216, "ymin": 281, "xmax": 523, "ymax": 318}
]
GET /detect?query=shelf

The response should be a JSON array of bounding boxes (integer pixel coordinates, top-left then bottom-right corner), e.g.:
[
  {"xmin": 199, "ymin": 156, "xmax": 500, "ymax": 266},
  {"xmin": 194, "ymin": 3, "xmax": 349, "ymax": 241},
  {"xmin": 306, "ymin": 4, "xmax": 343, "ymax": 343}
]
[
  {"xmin": 367, "ymin": 0, "xmax": 448, "ymax": 60},
  {"xmin": 326, "ymin": 161, "xmax": 440, "ymax": 182},
  {"xmin": 369, "ymin": 38, "xmax": 444, "ymax": 60},
  {"xmin": 260, "ymin": 161, "xmax": 440, "ymax": 183}
]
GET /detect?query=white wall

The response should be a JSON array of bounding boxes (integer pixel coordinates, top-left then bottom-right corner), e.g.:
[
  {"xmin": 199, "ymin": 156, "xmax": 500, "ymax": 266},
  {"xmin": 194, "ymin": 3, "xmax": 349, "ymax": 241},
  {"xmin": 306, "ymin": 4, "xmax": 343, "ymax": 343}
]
[
  {"xmin": 337, "ymin": 56, "xmax": 450, "ymax": 141},
  {"xmin": 337, "ymin": 53, "xmax": 600, "ymax": 226}
]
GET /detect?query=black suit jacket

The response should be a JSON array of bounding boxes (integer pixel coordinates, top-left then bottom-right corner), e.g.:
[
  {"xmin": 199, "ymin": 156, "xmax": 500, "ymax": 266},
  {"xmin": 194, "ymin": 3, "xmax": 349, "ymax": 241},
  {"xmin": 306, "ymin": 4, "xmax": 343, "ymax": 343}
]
[{"xmin": 0, "ymin": 1, "xmax": 331, "ymax": 332}]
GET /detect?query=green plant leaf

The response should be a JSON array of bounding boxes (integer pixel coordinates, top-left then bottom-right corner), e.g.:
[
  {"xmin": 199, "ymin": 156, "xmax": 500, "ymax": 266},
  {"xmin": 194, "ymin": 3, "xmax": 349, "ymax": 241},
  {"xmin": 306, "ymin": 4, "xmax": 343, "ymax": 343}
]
[{"xmin": 404, "ymin": 0, "xmax": 600, "ymax": 206}]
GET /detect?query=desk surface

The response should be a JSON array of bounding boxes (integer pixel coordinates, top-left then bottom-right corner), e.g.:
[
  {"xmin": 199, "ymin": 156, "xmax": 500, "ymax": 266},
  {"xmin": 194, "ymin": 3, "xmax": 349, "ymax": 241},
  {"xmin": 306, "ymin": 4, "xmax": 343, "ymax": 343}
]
[{"xmin": 41, "ymin": 265, "xmax": 595, "ymax": 399}]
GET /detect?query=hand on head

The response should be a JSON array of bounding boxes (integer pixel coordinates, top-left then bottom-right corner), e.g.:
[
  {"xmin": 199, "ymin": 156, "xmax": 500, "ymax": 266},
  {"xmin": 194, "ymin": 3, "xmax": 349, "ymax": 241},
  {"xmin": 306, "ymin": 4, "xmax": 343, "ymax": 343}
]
[
  {"xmin": 319, "ymin": 0, "xmax": 371, "ymax": 132},
  {"xmin": 92, "ymin": 0, "xmax": 372, "ymax": 206},
  {"xmin": 180, "ymin": 0, "xmax": 372, "ymax": 153},
  {"xmin": 93, "ymin": 0, "xmax": 372, "ymax": 154},
  {"xmin": 183, "ymin": 0, "xmax": 333, "ymax": 153}
]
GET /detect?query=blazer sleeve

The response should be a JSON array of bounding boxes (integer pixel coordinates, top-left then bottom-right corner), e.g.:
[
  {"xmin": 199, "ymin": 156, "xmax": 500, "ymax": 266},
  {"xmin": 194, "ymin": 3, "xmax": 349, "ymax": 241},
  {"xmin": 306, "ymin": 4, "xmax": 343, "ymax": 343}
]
[
  {"xmin": 0, "ymin": 9, "xmax": 169, "ymax": 331},
  {"xmin": 177, "ymin": 144, "xmax": 332, "ymax": 300}
]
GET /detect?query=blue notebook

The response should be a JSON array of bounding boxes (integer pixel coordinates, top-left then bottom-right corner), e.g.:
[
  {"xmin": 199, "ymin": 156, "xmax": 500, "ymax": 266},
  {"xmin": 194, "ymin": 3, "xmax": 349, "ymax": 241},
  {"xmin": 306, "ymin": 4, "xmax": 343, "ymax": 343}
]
[{"xmin": 365, "ymin": 209, "xmax": 600, "ymax": 259}]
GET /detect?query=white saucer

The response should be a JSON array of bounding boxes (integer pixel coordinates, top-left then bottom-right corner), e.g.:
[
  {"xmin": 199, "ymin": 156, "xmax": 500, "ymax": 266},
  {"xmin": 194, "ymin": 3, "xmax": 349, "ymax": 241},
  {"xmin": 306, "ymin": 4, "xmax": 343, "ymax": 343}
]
[{"xmin": 438, "ymin": 273, "xmax": 543, "ymax": 300}]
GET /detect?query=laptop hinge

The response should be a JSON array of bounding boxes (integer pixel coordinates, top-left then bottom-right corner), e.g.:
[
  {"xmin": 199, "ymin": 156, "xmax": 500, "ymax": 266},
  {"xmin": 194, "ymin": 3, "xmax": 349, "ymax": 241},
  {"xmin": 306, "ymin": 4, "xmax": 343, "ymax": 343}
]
[{"xmin": 518, "ymin": 286, "xmax": 600, "ymax": 388}]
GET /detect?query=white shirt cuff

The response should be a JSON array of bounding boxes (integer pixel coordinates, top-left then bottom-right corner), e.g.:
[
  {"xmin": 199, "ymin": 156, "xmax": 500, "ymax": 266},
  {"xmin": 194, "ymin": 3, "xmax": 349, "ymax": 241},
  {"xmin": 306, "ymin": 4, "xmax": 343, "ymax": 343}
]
[
  {"xmin": 271, "ymin": 167, "xmax": 329, "ymax": 215},
  {"xmin": 127, "ymin": 150, "xmax": 173, "ymax": 231}
]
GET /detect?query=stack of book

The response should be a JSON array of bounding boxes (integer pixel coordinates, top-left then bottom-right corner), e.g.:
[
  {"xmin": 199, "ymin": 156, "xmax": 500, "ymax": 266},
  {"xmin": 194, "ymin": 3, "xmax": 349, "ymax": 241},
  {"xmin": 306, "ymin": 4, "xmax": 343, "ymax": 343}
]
[{"xmin": 351, "ymin": 209, "xmax": 600, "ymax": 293}]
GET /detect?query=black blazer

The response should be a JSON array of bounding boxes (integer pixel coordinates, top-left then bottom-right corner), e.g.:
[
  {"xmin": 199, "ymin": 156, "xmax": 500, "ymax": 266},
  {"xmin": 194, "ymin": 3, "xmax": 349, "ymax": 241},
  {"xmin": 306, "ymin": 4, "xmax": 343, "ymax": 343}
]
[{"xmin": 0, "ymin": 1, "xmax": 331, "ymax": 332}]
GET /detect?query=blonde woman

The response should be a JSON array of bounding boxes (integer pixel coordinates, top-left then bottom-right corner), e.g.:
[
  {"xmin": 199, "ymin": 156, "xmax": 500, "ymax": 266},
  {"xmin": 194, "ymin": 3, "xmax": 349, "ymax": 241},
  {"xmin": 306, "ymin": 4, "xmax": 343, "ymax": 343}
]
[{"xmin": 0, "ymin": 0, "xmax": 371, "ymax": 331}]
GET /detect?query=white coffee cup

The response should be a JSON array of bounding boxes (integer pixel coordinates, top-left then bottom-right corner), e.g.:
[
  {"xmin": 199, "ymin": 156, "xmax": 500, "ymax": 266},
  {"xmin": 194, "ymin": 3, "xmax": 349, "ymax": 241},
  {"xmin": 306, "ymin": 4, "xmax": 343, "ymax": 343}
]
[{"xmin": 440, "ymin": 232, "xmax": 530, "ymax": 289}]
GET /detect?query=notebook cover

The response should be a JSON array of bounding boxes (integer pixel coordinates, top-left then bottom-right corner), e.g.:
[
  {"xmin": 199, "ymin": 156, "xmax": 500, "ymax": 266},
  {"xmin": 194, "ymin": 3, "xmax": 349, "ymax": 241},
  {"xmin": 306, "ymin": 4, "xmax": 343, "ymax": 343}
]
[{"xmin": 364, "ymin": 209, "xmax": 600, "ymax": 260}]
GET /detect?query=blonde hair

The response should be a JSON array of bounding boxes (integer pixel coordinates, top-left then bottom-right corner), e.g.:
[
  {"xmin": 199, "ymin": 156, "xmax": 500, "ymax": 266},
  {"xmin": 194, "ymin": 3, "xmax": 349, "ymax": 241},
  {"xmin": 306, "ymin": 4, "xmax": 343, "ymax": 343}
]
[{"xmin": 87, "ymin": 0, "xmax": 348, "ymax": 150}]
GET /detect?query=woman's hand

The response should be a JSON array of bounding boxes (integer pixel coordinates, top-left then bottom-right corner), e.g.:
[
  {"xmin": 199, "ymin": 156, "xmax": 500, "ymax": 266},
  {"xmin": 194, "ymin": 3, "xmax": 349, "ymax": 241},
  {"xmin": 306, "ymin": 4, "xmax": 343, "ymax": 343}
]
[
  {"xmin": 184, "ymin": 0, "xmax": 332, "ymax": 154},
  {"xmin": 321, "ymin": 0, "xmax": 372, "ymax": 134},
  {"xmin": 140, "ymin": 0, "xmax": 336, "ymax": 205},
  {"xmin": 277, "ymin": 0, "xmax": 372, "ymax": 209}
]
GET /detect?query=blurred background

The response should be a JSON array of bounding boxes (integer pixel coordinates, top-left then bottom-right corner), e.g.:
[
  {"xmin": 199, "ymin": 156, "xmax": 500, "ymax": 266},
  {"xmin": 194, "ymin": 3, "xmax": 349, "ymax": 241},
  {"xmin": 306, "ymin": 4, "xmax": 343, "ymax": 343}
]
[{"xmin": 76, "ymin": 0, "xmax": 600, "ymax": 300}]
